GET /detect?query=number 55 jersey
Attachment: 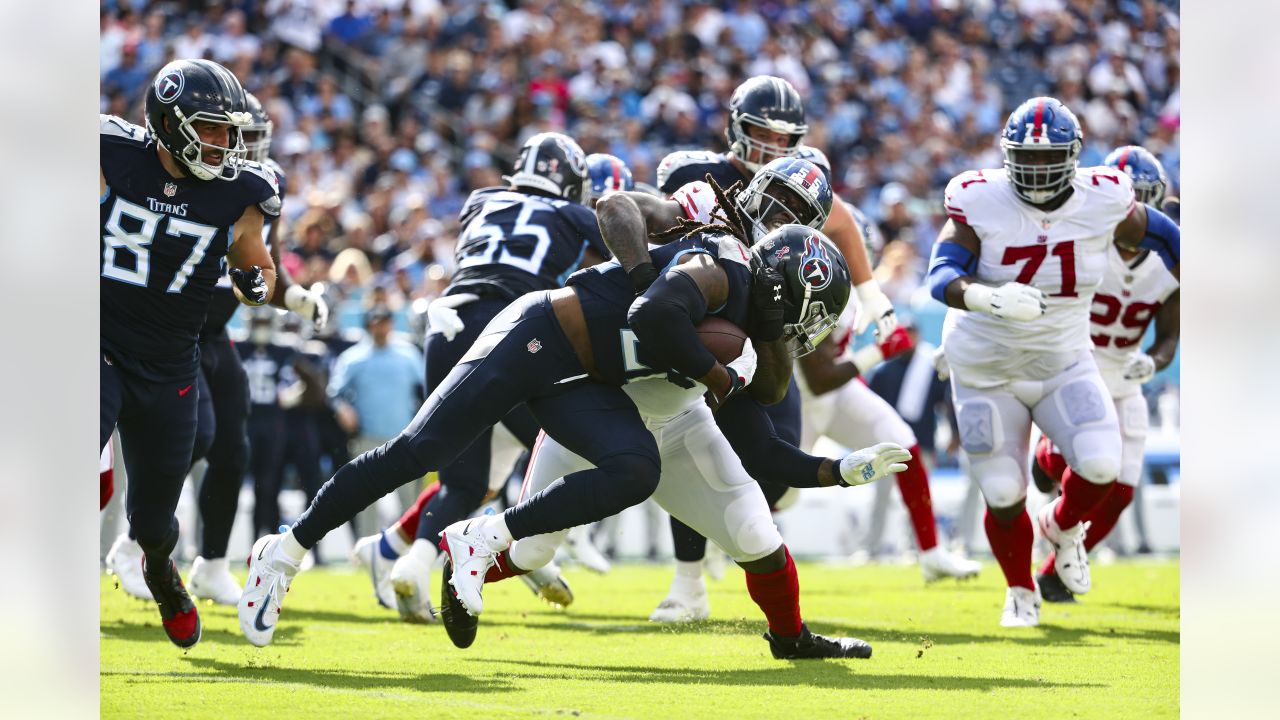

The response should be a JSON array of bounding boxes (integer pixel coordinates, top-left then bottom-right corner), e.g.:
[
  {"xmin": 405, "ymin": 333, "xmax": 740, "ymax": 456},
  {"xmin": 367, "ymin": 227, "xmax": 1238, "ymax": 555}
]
[
  {"xmin": 940, "ymin": 167, "xmax": 1135, "ymax": 387},
  {"xmin": 100, "ymin": 115, "xmax": 278, "ymax": 383}
]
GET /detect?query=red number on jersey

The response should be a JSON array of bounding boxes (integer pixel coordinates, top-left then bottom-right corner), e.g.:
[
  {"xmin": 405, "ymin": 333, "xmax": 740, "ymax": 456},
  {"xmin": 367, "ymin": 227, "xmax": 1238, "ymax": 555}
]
[
  {"xmin": 1091, "ymin": 173, "xmax": 1121, "ymax": 186},
  {"xmin": 1091, "ymin": 294, "xmax": 1162, "ymax": 348},
  {"xmin": 959, "ymin": 171, "xmax": 987, "ymax": 189},
  {"xmin": 1000, "ymin": 241, "xmax": 1077, "ymax": 297}
]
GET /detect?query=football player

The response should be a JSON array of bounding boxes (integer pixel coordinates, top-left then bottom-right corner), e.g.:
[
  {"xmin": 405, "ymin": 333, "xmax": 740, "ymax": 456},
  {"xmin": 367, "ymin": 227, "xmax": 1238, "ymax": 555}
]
[
  {"xmin": 1031, "ymin": 145, "xmax": 1179, "ymax": 602},
  {"xmin": 927, "ymin": 98, "xmax": 1180, "ymax": 627},
  {"xmin": 101, "ymin": 59, "xmax": 279, "ymax": 648},
  {"xmin": 103, "ymin": 92, "xmax": 328, "ymax": 606},
  {"xmin": 286, "ymin": 133, "xmax": 612, "ymax": 626}
]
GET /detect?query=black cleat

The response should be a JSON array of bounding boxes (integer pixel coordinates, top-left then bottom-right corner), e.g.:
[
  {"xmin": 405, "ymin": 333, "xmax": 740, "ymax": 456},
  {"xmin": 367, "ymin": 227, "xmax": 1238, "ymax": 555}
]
[
  {"xmin": 764, "ymin": 622, "xmax": 872, "ymax": 660},
  {"xmin": 1037, "ymin": 571, "xmax": 1077, "ymax": 604},
  {"xmin": 1031, "ymin": 460, "xmax": 1059, "ymax": 495},
  {"xmin": 440, "ymin": 557, "xmax": 478, "ymax": 649},
  {"xmin": 142, "ymin": 558, "xmax": 202, "ymax": 649}
]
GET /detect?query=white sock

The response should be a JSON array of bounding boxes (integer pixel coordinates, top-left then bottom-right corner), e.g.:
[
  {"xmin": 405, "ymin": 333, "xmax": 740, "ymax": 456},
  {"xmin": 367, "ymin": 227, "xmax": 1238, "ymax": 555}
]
[
  {"xmin": 674, "ymin": 560, "xmax": 704, "ymax": 581},
  {"xmin": 278, "ymin": 530, "xmax": 309, "ymax": 564},
  {"xmin": 203, "ymin": 557, "xmax": 228, "ymax": 573},
  {"xmin": 384, "ymin": 528, "xmax": 411, "ymax": 556},
  {"xmin": 406, "ymin": 538, "xmax": 439, "ymax": 566},
  {"xmin": 482, "ymin": 513, "xmax": 514, "ymax": 550}
]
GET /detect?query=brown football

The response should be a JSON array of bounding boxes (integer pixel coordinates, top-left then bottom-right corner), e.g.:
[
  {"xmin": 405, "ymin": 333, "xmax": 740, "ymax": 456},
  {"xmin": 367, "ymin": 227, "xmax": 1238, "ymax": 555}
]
[{"xmin": 696, "ymin": 317, "xmax": 747, "ymax": 364}]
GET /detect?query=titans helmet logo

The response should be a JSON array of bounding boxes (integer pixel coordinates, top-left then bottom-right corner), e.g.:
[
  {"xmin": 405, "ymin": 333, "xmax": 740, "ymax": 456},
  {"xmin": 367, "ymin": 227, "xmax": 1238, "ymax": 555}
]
[{"xmin": 155, "ymin": 69, "xmax": 184, "ymax": 104}]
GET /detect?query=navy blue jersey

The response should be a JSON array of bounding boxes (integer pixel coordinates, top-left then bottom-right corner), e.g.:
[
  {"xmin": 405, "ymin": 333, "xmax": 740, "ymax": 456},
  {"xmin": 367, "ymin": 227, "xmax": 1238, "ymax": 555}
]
[
  {"xmin": 448, "ymin": 188, "xmax": 608, "ymax": 301},
  {"xmin": 100, "ymin": 115, "xmax": 278, "ymax": 381},
  {"xmin": 201, "ymin": 159, "xmax": 286, "ymax": 341},
  {"xmin": 568, "ymin": 231, "xmax": 753, "ymax": 386},
  {"xmin": 656, "ymin": 150, "xmax": 750, "ymax": 197},
  {"xmin": 237, "ymin": 341, "xmax": 297, "ymax": 413}
]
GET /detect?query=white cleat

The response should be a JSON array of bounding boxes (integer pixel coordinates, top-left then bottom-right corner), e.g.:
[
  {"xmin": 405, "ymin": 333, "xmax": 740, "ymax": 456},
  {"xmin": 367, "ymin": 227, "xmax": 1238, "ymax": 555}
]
[
  {"xmin": 389, "ymin": 540, "xmax": 438, "ymax": 624},
  {"xmin": 1000, "ymin": 585, "xmax": 1042, "ymax": 627},
  {"xmin": 189, "ymin": 556, "xmax": 241, "ymax": 605},
  {"xmin": 351, "ymin": 532, "xmax": 397, "ymax": 609},
  {"xmin": 565, "ymin": 525, "xmax": 611, "ymax": 574},
  {"xmin": 238, "ymin": 533, "xmax": 301, "ymax": 647},
  {"xmin": 920, "ymin": 546, "xmax": 983, "ymax": 582},
  {"xmin": 105, "ymin": 533, "xmax": 153, "ymax": 601},
  {"xmin": 1037, "ymin": 498, "xmax": 1091, "ymax": 595},
  {"xmin": 438, "ymin": 518, "xmax": 501, "ymax": 617},
  {"xmin": 649, "ymin": 577, "xmax": 710, "ymax": 623},
  {"xmin": 520, "ymin": 563, "xmax": 574, "ymax": 608}
]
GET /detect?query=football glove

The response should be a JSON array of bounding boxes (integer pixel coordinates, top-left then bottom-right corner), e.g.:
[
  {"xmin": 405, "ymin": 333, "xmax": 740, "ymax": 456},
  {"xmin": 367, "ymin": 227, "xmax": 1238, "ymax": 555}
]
[
  {"xmin": 963, "ymin": 281, "xmax": 1046, "ymax": 321},
  {"xmin": 1122, "ymin": 352, "xmax": 1157, "ymax": 384},
  {"xmin": 746, "ymin": 266, "xmax": 786, "ymax": 342},
  {"xmin": 284, "ymin": 284, "xmax": 329, "ymax": 330},
  {"xmin": 849, "ymin": 325, "xmax": 915, "ymax": 375},
  {"xmin": 837, "ymin": 442, "xmax": 913, "ymax": 487},
  {"xmin": 427, "ymin": 293, "xmax": 479, "ymax": 342},
  {"xmin": 230, "ymin": 265, "xmax": 269, "ymax": 306},
  {"xmin": 709, "ymin": 338, "xmax": 757, "ymax": 406},
  {"xmin": 854, "ymin": 280, "xmax": 899, "ymax": 338},
  {"xmin": 932, "ymin": 345, "xmax": 951, "ymax": 382}
]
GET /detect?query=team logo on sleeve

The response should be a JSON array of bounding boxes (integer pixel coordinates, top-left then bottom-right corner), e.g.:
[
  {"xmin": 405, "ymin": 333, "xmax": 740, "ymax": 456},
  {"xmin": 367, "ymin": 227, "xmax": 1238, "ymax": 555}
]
[
  {"xmin": 799, "ymin": 234, "xmax": 833, "ymax": 291},
  {"xmin": 155, "ymin": 69, "xmax": 184, "ymax": 104}
]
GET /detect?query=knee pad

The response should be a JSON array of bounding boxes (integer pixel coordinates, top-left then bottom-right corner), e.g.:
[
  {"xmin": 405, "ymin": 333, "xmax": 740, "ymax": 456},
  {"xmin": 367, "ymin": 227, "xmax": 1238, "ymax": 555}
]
[
  {"xmin": 1071, "ymin": 451, "xmax": 1121, "ymax": 485},
  {"xmin": 726, "ymin": 496, "xmax": 783, "ymax": 563},
  {"xmin": 971, "ymin": 455, "xmax": 1027, "ymax": 509},
  {"xmin": 600, "ymin": 451, "xmax": 661, "ymax": 506},
  {"xmin": 509, "ymin": 530, "xmax": 567, "ymax": 572}
]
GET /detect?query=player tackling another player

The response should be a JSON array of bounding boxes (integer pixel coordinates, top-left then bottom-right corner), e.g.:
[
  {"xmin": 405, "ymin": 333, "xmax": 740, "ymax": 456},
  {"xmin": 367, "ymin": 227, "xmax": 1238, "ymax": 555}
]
[{"xmin": 928, "ymin": 97, "xmax": 1179, "ymax": 627}]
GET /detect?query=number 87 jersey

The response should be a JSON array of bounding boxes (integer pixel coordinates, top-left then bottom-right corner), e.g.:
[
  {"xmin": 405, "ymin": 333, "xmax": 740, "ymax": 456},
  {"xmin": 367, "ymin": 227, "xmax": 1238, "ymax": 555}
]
[{"xmin": 941, "ymin": 166, "xmax": 1135, "ymax": 377}]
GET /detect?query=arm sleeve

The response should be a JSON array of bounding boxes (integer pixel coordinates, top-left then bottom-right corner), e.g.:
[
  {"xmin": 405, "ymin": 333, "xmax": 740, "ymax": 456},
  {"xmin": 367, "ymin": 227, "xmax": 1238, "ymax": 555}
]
[
  {"xmin": 627, "ymin": 263, "xmax": 718, "ymax": 381},
  {"xmin": 714, "ymin": 395, "xmax": 826, "ymax": 488},
  {"xmin": 1139, "ymin": 204, "xmax": 1180, "ymax": 270}
]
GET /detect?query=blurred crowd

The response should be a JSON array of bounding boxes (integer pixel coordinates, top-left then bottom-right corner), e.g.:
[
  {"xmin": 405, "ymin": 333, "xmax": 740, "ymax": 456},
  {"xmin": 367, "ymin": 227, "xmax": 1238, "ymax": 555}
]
[{"xmin": 101, "ymin": 0, "xmax": 1180, "ymax": 333}]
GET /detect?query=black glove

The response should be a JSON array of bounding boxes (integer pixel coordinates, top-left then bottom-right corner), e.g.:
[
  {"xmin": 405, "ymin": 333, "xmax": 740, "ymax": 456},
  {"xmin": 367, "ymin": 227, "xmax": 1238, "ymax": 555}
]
[
  {"xmin": 229, "ymin": 265, "xmax": 269, "ymax": 305},
  {"xmin": 746, "ymin": 266, "xmax": 786, "ymax": 342},
  {"xmin": 627, "ymin": 261, "xmax": 659, "ymax": 295}
]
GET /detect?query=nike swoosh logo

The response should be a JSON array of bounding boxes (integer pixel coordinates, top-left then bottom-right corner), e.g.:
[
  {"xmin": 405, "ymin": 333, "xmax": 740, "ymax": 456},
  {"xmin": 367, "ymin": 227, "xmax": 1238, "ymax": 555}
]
[
  {"xmin": 178, "ymin": 384, "xmax": 193, "ymax": 397},
  {"xmin": 254, "ymin": 590, "xmax": 274, "ymax": 632},
  {"xmin": 462, "ymin": 522, "xmax": 471, "ymax": 536},
  {"xmin": 258, "ymin": 544, "xmax": 268, "ymax": 561}
]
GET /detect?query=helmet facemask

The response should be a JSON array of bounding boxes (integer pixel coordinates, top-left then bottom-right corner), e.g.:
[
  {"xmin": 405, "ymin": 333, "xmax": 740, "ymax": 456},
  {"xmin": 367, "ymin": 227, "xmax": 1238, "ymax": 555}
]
[
  {"xmin": 737, "ymin": 176, "xmax": 827, "ymax": 242},
  {"xmin": 1001, "ymin": 141, "xmax": 1080, "ymax": 205},
  {"xmin": 782, "ymin": 296, "xmax": 838, "ymax": 358},
  {"xmin": 1132, "ymin": 178, "xmax": 1166, "ymax": 206},
  {"xmin": 242, "ymin": 117, "xmax": 273, "ymax": 164},
  {"xmin": 162, "ymin": 107, "xmax": 252, "ymax": 181},
  {"xmin": 729, "ymin": 116, "xmax": 806, "ymax": 173}
]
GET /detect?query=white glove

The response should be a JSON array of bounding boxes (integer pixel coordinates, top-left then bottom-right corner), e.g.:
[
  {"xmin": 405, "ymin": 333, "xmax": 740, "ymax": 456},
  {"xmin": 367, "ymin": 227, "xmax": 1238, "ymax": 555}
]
[
  {"xmin": 963, "ymin": 282, "xmax": 1046, "ymax": 321},
  {"xmin": 726, "ymin": 337, "xmax": 758, "ymax": 387},
  {"xmin": 427, "ymin": 293, "xmax": 478, "ymax": 341},
  {"xmin": 1122, "ymin": 352, "xmax": 1156, "ymax": 384},
  {"xmin": 854, "ymin": 280, "xmax": 899, "ymax": 338},
  {"xmin": 284, "ymin": 284, "xmax": 329, "ymax": 330},
  {"xmin": 838, "ymin": 442, "xmax": 913, "ymax": 487},
  {"xmin": 932, "ymin": 345, "xmax": 951, "ymax": 382}
]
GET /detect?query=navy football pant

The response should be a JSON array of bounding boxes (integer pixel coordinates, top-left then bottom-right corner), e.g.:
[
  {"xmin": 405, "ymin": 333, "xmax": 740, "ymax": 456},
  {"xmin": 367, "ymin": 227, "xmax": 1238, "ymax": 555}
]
[
  {"xmin": 100, "ymin": 353, "xmax": 197, "ymax": 568},
  {"xmin": 191, "ymin": 366, "xmax": 215, "ymax": 463},
  {"xmin": 248, "ymin": 411, "xmax": 287, "ymax": 537},
  {"xmin": 415, "ymin": 297, "xmax": 541, "ymax": 543},
  {"xmin": 293, "ymin": 292, "xmax": 660, "ymax": 548},
  {"xmin": 670, "ymin": 377, "xmax": 801, "ymax": 562},
  {"xmin": 194, "ymin": 339, "xmax": 251, "ymax": 559}
]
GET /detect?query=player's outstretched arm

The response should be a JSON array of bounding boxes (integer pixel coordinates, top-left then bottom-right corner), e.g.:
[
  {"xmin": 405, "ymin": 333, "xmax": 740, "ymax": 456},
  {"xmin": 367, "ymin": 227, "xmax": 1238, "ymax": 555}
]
[
  {"xmin": 1148, "ymin": 288, "xmax": 1180, "ymax": 371},
  {"xmin": 596, "ymin": 190, "xmax": 686, "ymax": 293},
  {"xmin": 927, "ymin": 219, "xmax": 1046, "ymax": 321},
  {"xmin": 227, "ymin": 204, "xmax": 276, "ymax": 306}
]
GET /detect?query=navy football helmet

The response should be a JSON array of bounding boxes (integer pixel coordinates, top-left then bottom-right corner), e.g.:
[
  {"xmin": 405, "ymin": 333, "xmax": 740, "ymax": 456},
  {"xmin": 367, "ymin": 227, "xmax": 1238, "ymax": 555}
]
[
  {"xmin": 726, "ymin": 76, "xmax": 808, "ymax": 173},
  {"xmin": 145, "ymin": 59, "xmax": 251, "ymax": 181},
  {"xmin": 243, "ymin": 92, "xmax": 273, "ymax": 163},
  {"xmin": 1104, "ymin": 145, "xmax": 1168, "ymax": 205},
  {"xmin": 750, "ymin": 224, "xmax": 851, "ymax": 358},
  {"xmin": 503, "ymin": 132, "xmax": 589, "ymax": 204},
  {"xmin": 999, "ymin": 96, "xmax": 1083, "ymax": 205},
  {"xmin": 584, "ymin": 153, "xmax": 635, "ymax": 207},
  {"xmin": 736, "ymin": 157, "xmax": 833, "ymax": 242}
]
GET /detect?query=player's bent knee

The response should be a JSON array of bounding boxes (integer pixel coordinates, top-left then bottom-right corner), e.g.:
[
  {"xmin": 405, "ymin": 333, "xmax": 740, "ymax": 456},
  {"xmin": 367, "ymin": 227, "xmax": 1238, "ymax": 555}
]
[
  {"xmin": 1072, "ymin": 453, "xmax": 1121, "ymax": 485},
  {"xmin": 973, "ymin": 456, "xmax": 1027, "ymax": 509},
  {"xmin": 728, "ymin": 511, "xmax": 783, "ymax": 563},
  {"xmin": 600, "ymin": 451, "xmax": 662, "ymax": 505}
]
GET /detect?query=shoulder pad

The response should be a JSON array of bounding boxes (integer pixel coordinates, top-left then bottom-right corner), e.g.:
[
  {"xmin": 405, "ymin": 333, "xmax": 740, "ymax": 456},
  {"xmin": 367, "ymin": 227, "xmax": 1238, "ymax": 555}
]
[
  {"xmin": 671, "ymin": 181, "xmax": 721, "ymax": 225},
  {"xmin": 657, "ymin": 150, "xmax": 723, "ymax": 193},
  {"xmin": 100, "ymin": 114, "xmax": 147, "ymax": 144},
  {"xmin": 942, "ymin": 169, "xmax": 1000, "ymax": 226},
  {"xmin": 258, "ymin": 193, "xmax": 282, "ymax": 218},
  {"xmin": 460, "ymin": 186, "xmax": 505, "ymax": 223},
  {"xmin": 237, "ymin": 160, "xmax": 282, "ymax": 213},
  {"xmin": 1078, "ymin": 166, "xmax": 1137, "ymax": 215},
  {"xmin": 263, "ymin": 158, "xmax": 287, "ymax": 196}
]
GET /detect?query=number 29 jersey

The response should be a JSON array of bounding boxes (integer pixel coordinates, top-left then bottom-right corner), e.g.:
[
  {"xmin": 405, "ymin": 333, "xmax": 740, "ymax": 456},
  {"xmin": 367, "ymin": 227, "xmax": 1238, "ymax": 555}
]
[
  {"xmin": 448, "ymin": 188, "xmax": 608, "ymax": 301},
  {"xmin": 940, "ymin": 167, "xmax": 1135, "ymax": 386},
  {"xmin": 100, "ymin": 115, "xmax": 278, "ymax": 382},
  {"xmin": 1090, "ymin": 246, "xmax": 1178, "ymax": 398}
]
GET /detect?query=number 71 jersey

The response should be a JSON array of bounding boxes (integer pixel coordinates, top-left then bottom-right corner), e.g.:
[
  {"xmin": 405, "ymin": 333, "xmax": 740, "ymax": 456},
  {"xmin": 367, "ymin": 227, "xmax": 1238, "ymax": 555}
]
[{"xmin": 941, "ymin": 166, "xmax": 1135, "ymax": 369}]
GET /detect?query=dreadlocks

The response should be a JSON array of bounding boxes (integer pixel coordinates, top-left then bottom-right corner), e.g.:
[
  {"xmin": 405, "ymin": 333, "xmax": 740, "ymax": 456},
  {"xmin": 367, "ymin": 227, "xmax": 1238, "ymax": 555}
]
[{"xmin": 649, "ymin": 174, "xmax": 755, "ymax": 246}]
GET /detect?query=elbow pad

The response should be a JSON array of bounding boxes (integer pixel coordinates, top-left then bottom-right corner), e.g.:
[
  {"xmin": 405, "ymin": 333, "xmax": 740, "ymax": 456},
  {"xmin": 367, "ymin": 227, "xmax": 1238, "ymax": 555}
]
[
  {"xmin": 627, "ymin": 268, "xmax": 717, "ymax": 380},
  {"xmin": 927, "ymin": 241, "xmax": 978, "ymax": 304},
  {"xmin": 1140, "ymin": 204, "xmax": 1180, "ymax": 270}
]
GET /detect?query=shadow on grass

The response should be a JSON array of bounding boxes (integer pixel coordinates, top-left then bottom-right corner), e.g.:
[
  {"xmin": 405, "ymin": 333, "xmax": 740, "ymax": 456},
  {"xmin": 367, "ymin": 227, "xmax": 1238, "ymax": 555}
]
[
  {"xmin": 475, "ymin": 612, "xmax": 1179, "ymax": 647},
  {"xmin": 467, "ymin": 657, "xmax": 1103, "ymax": 692},
  {"xmin": 101, "ymin": 656, "xmax": 517, "ymax": 695},
  {"xmin": 100, "ymin": 619, "xmax": 303, "ymax": 647}
]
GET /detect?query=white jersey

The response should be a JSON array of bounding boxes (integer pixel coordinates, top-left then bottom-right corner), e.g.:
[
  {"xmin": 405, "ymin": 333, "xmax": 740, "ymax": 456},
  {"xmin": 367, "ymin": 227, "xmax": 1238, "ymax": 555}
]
[
  {"xmin": 941, "ymin": 167, "xmax": 1136, "ymax": 386},
  {"xmin": 1090, "ymin": 245, "xmax": 1178, "ymax": 397}
]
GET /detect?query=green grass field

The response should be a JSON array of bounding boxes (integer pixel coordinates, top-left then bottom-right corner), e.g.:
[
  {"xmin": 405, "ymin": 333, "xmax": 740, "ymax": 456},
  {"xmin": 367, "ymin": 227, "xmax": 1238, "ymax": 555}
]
[{"xmin": 101, "ymin": 559, "xmax": 1178, "ymax": 719}]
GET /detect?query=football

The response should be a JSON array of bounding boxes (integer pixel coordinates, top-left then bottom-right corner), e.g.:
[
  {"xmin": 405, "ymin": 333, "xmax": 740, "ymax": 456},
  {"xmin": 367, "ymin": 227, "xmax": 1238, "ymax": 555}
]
[{"xmin": 696, "ymin": 317, "xmax": 747, "ymax": 363}]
